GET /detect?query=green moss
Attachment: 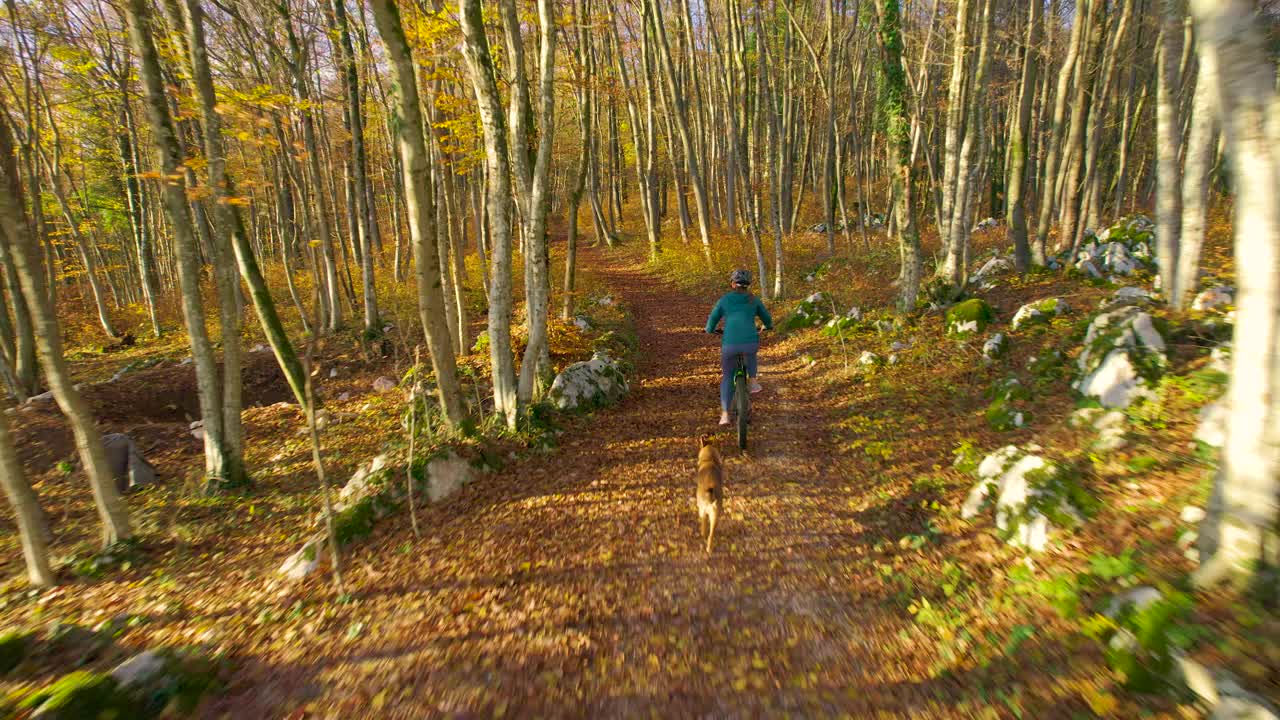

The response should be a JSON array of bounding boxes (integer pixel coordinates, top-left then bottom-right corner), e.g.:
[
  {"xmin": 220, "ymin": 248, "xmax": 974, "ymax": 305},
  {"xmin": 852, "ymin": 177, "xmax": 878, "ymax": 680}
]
[
  {"xmin": 18, "ymin": 671, "xmax": 140, "ymax": 719},
  {"xmin": 784, "ymin": 295, "xmax": 831, "ymax": 331},
  {"xmin": 0, "ymin": 631, "xmax": 31, "ymax": 674},
  {"xmin": 1028, "ymin": 350, "xmax": 1067, "ymax": 385},
  {"xmin": 332, "ymin": 497, "xmax": 380, "ymax": 547},
  {"xmin": 945, "ymin": 299, "xmax": 995, "ymax": 337},
  {"xmin": 951, "ymin": 440, "xmax": 982, "ymax": 475},
  {"xmin": 985, "ymin": 399, "xmax": 1030, "ymax": 432},
  {"xmin": 987, "ymin": 376, "xmax": 1030, "ymax": 403}
]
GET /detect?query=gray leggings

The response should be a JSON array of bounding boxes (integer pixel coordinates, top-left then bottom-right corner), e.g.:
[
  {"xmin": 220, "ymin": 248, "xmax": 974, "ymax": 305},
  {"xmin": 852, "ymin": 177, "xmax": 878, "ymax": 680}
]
[{"xmin": 720, "ymin": 342, "xmax": 759, "ymax": 410}]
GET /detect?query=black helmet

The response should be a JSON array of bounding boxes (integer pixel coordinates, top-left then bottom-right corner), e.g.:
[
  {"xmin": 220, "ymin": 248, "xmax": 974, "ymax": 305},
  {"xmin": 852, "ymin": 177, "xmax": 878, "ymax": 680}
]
[{"xmin": 730, "ymin": 269, "xmax": 752, "ymax": 287}]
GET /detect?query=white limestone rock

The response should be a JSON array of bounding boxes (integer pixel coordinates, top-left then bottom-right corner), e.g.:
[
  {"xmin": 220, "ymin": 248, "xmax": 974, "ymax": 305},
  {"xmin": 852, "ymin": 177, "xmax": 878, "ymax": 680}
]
[
  {"xmin": 1195, "ymin": 400, "xmax": 1228, "ymax": 448},
  {"xmin": 1011, "ymin": 298, "xmax": 1070, "ymax": 331},
  {"xmin": 1073, "ymin": 306, "xmax": 1168, "ymax": 408},
  {"xmin": 962, "ymin": 446, "xmax": 1080, "ymax": 552},
  {"xmin": 549, "ymin": 352, "xmax": 629, "ymax": 411},
  {"xmin": 1193, "ymin": 286, "xmax": 1234, "ymax": 313},
  {"xmin": 426, "ymin": 452, "xmax": 473, "ymax": 503},
  {"xmin": 110, "ymin": 651, "xmax": 166, "ymax": 688},
  {"xmin": 982, "ymin": 333, "xmax": 1008, "ymax": 361}
]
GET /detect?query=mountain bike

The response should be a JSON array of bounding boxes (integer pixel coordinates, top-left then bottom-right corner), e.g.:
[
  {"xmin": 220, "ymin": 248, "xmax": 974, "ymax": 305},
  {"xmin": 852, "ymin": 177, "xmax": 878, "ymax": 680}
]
[{"xmin": 713, "ymin": 330, "xmax": 755, "ymax": 450}]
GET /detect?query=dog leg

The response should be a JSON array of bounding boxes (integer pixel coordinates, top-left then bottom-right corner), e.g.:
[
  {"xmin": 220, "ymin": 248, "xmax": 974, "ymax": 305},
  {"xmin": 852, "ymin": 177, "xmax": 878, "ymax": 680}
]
[
  {"xmin": 705, "ymin": 508, "xmax": 718, "ymax": 553},
  {"xmin": 699, "ymin": 511, "xmax": 707, "ymax": 539}
]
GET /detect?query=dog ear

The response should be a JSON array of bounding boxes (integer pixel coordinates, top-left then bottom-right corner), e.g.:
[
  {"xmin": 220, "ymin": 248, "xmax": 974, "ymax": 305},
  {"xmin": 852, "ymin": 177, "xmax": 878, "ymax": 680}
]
[{"xmin": 700, "ymin": 433, "xmax": 712, "ymax": 447}]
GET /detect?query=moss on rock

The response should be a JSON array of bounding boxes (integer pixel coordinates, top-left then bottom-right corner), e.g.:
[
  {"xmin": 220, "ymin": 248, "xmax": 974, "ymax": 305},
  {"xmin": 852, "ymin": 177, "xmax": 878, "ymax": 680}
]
[
  {"xmin": 18, "ymin": 671, "xmax": 139, "ymax": 719},
  {"xmin": 0, "ymin": 631, "xmax": 31, "ymax": 675},
  {"xmin": 945, "ymin": 299, "xmax": 995, "ymax": 338}
]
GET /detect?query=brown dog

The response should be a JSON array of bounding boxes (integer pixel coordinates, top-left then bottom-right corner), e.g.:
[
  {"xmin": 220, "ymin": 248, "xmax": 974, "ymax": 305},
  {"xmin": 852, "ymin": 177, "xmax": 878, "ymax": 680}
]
[{"xmin": 696, "ymin": 434, "xmax": 724, "ymax": 553}]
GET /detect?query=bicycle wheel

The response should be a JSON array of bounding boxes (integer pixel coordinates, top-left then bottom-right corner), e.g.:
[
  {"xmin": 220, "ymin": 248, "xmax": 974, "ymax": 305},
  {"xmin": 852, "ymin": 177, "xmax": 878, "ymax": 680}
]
[{"xmin": 735, "ymin": 371, "xmax": 749, "ymax": 449}]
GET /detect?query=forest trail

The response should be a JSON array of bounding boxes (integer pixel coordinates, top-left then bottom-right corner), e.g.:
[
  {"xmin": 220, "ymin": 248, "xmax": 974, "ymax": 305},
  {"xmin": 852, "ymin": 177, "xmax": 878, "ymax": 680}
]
[{"xmin": 213, "ymin": 251, "xmax": 963, "ymax": 718}]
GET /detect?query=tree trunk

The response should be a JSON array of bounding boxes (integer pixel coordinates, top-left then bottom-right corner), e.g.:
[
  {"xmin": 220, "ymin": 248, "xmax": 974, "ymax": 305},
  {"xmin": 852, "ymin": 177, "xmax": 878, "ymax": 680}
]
[
  {"xmin": 126, "ymin": 0, "xmax": 236, "ymax": 485},
  {"xmin": 1156, "ymin": 0, "xmax": 1184, "ymax": 302},
  {"xmin": 0, "ymin": 96, "xmax": 131, "ymax": 547},
  {"xmin": 1174, "ymin": 46, "xmax": 1218, "ymax": 311},
  {"xmin": 1006, "ymin": 0, "xmax": 1041, "ymax": 272},
  {"xmin": 877, "ymin": 0, "xmax": 922, "ymax": 313},
  {"xmin": 1188, "ymin": 0, "xmax": 1279, "ymax": 587},
  {"xmin": 1034, "ymin": 3, "xmax": 1086, "ymax": 264},
  {"xmin": 0, "ymin": 407, "xmax": 54, "ymax": 586},
  {"xmin": 329, "ymin": 0, "xmax": 378, "ymax": 334},
  {"xmin": 371, "ymin": 0, "xmax": 467, "ymax": 426},
  {"xmin": 648, "ymin": 0, "xmax": 714, "ymax": 261}
]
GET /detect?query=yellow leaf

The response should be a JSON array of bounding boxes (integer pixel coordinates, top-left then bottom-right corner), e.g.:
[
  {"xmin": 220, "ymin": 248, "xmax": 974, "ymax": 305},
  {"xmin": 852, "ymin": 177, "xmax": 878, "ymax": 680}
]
[
  {"xmin": 1083, "ymin": 687, "xmax": 1118, "ymax": 716},
  {"xmin": 371, "ymin": 690, "xmax": 387, "ymax": 710}
]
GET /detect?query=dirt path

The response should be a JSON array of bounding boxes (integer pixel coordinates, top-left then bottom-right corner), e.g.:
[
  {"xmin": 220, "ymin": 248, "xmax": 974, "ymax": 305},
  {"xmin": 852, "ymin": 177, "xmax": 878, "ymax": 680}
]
[{"xmin": 212, "ymin": 253, "xmax": 960, "ymax": 718}]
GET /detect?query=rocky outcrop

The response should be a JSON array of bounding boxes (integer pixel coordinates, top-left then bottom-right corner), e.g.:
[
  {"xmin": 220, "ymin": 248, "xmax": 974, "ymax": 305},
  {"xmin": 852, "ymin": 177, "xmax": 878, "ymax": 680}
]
[
  {"xmin": 945, "ymin": 299, "xmax": 996, "ymax": 338},
  {"xmin": 548, "ymin": 352, "xmax": 629, "ymax": 411},
  {"xmin": 961, "ymin": 445, "xmax": 1084, "ymax": 552},
  {"xmin": 1011, "ymin": 298, "xmax": 1070, "ymax": 331},
  {"xmin": 278, "ymin": 451, "xmax": 475, "ymax": 582},
  {"xmin": 1074, "ymin": 306, "xmax": 1168, "ymax": 408}
]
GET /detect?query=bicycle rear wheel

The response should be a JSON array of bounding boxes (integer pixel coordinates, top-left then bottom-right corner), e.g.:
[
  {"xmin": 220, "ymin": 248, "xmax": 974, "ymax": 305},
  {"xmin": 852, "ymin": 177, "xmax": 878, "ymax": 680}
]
[{"xmin": 735, "ymin": 373, "xmax": 749, "ymax": 449}]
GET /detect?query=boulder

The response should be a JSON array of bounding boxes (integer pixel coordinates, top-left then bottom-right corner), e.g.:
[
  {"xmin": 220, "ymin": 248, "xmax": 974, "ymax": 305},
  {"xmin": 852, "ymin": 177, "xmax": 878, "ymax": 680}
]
[
  {"xmin": 1210, "ymin": 343, "xmax": 1232, "ymax": 374},
  {"xmin": 1070, "ymin": 407, "xmax": 1129, "ymax": 451},
  {"xmin": 1175, "ymin": 659, "xmax": 1280, "ymax": 720},
  {"xmin": 426, "ymin": 452, "xmax": 473, "ymax": 503},
  {"xmin": 281, "ymin": 451, "xmax": 473, "ymax": 582},
  {"xmin": 982, "ymin": 333, "xmax": 1008, "ymax": 361},
  {"xmin": 1104, "ymin": 586, "xmax": 1164, "ymax": 619},
  {"xmin": 573, "ymin": 316, "xmax": 591, "ymax": 331},
  {"xmin": 337, "ymin": 454, "xmax": 391, "ymax": 505},
  {"xmin": 1195, "ymin": 400, "xmax": 1228, "ymax": 448},
  {"xmin": 110, "ymin": 651, "xmax": 166, "ymax": 688},
  {"xmin": 1075, "ymin": 258, "xmax": 1103, "ymax": 278},
  {"xmin": 857, "ymin": 351, "xmax": 880, "ymax": 367},
  {"xmin": 945, "ymin": 298, "xmax": 996, "ymax": 338},
  {"xmin": 1074, "ymin": 306, "xmax": 1168, "ymax": 408},
  {"xmin": 549, "ymin": 352, "xmax": 628, "ymax": 411},
  {"xmin": 1181, "ymin": 505, "xmax": 1207, "ymax": 524},
  {"xmin": 970, "ymin": 255, "xmax": 1012, "ymax": 286},
  {"xmin": 372, "ymin": 376, "xmax": 397, "ymax": 393},
  {"xmin": 1108, "ymin": 286, "xmax": 1154, "ymax": 308},
  {"xmin": 101, "ymin": 434, "xmax": 158, "ymax": 494},
  {"xmin": 961, "ymin": 445, "xmax": 1081, "ymax": 551},
  {"xmin": 1103, "ymin": 242, "xmax": 1139, "ymax": 275},
  {"xmin": 1193, "ymin": 286, "xmax": 1234, "ymax": 313},
  {"xmin": 1011, "ymin": 298, "xmax": 1070, "ymax": 331},
  {"xmin": 596, "ymin": 295, "xmax": 614, "ymax": 307},
  {"xmin": 786, "ymin": 292, "xmax": 831, "ymax": 330}
]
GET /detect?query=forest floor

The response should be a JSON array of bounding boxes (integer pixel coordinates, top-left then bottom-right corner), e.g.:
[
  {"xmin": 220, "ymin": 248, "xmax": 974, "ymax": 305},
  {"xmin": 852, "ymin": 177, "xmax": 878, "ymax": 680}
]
[{"xmin": 3, "ymin": 220, "xmax": 1275, "ymax": 718}]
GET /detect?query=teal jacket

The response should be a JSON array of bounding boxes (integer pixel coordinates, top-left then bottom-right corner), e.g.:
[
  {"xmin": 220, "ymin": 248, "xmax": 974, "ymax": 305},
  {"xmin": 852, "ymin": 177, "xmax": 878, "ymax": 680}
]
[{"xmin": 706, "ymin": 290, "xmax": 773, "ymax": 345}]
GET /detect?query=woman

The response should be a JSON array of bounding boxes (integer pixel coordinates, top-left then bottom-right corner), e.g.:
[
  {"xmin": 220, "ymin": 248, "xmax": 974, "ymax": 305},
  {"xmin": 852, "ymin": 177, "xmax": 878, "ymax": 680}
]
[{"xmin": 705, "ymin": 269, "xmax": 773, "ymax": 425}]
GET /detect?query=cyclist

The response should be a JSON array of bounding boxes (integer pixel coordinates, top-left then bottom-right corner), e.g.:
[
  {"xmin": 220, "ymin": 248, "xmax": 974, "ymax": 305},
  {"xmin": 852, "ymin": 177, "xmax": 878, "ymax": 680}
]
[{"xmin": 705, "ymin": 269, "xmax": 773, "ymax": 426}]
